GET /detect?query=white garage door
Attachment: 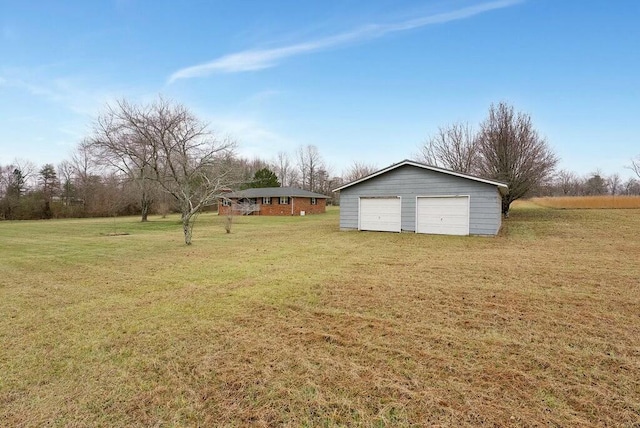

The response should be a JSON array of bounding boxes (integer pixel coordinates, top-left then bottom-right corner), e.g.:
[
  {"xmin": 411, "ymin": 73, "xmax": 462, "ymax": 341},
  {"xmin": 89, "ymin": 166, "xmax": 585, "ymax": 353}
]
[
  {"xmin": 416, "ymin": 196, "xmax": 469, "ymax": 235},
  {"xmin": 359, "ymin": 197, "xmax": 401, "ymax": 232}
]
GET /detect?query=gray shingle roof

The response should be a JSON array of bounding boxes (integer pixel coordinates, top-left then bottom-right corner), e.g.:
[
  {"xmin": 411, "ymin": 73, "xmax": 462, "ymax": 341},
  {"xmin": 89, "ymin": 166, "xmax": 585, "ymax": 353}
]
[
  {"xmin": 223, "ymin": 187, "xmax": 328, "ymax": 199},
  {"xmin": 332, "ymin": 159, "xmax": 508, "ymax": 195}
]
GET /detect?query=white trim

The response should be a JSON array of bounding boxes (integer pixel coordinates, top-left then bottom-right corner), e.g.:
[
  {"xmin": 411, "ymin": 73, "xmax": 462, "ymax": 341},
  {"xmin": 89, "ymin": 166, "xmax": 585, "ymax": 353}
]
[
  {"xmin": 333, "ymin": 159, "xmax": 508, "ymax": 193},
  {"xmin": 415, "ymin": 195, "xmax": 470, "ymax": 235}
]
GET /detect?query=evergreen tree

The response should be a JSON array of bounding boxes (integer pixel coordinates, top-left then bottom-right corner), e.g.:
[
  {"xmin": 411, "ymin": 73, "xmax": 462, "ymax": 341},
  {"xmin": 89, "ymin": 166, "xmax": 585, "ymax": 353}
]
[{"xmin": 249, "ymin": 168, "xmax": 280, "ymax": 188}]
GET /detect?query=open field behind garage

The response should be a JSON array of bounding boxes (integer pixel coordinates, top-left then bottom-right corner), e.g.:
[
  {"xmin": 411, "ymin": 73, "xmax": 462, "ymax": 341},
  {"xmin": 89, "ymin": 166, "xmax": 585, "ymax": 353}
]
[
  {"xmin": 531, "ymin": 195, "xmax": 640, "ymax": 209},
  {"xmin": 1, "ymin": 204, "xmax": 639, "ymax": 426}
]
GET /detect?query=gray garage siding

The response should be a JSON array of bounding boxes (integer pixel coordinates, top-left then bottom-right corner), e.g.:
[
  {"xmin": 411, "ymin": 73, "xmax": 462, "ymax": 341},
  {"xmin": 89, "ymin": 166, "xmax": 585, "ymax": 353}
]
[{"xmin": 339, "ymin": 165, "xmax": 502, "ymax": 235}]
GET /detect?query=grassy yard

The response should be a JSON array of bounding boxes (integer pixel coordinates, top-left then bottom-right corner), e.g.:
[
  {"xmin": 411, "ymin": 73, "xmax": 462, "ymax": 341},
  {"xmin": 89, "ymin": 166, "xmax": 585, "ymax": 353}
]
[{"xmin": 1, "ymin": 204, "xmax": 639, "ymax": 426}]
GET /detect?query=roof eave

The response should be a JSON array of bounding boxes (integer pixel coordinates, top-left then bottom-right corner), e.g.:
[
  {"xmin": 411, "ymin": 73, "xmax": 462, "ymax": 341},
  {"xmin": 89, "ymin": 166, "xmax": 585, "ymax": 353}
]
[{"xmin": 333, "ymin": 159, "xmax": 509, "ymax": 192}]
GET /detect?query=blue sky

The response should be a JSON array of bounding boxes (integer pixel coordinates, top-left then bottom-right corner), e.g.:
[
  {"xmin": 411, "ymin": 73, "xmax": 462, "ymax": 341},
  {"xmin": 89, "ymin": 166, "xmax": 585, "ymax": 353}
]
[{"xmin": 1, "ymin": 0, "xmax": 638, "ymax": 179}]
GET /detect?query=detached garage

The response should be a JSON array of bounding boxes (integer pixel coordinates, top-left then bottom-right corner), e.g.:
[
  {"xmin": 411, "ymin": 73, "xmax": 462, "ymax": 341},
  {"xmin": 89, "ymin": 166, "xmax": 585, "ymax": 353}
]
[{"xmin": 333, "ymin": 160, "xmax": 508, "ymax": 236}]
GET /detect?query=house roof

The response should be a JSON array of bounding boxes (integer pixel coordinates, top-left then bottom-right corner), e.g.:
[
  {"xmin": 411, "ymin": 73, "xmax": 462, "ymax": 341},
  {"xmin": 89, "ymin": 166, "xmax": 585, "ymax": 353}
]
[
  {"xmin": 332, "ymin": 159, "xmax": 509, "ymax": 195},
  {"xmin": 223, "ymin": 187, "xmax": 329, "ymax": 199}
]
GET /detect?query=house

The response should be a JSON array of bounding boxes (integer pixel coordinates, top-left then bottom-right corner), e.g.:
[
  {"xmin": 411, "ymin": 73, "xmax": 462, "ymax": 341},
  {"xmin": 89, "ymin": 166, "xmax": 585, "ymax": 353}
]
[
  {"xmin": 333, "ymin": 160, "xmax": 508, "ymax": 236},
  {"xmin": 218, "ymin": 187, "xmax": 328, "ymax": 216}
]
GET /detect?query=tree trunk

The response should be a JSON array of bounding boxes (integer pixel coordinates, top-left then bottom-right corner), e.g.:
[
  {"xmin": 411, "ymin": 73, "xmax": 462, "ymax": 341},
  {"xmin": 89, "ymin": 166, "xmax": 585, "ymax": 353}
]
[
  {"xmin": 182, "ymin": 210, "xmax": 197, "ymax": 245},
  {"xmin": 183, "ymin": 216, "xmax": 192, "ymax": 245},
  {"xmin": 43, "ymin": 201, "xmax": 52, "ymax": 219},
  {"xmin": 502, "ymin": 196, "xmax": 511, "ymax": 218},
  {"xmin": 140, "ymin": 194, "xmax": 151, "ymax": 222}
]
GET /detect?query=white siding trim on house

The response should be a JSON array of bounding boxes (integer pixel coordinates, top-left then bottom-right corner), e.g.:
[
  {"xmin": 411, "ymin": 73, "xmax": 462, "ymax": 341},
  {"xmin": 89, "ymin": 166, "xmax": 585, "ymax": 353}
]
[
  {"xmin": 358, "ymin": 197, "xmax": 401, "ymax": 232},
  {"xmin": 416, "ymin": 195, "xmax": 470, "ymax": 235}
]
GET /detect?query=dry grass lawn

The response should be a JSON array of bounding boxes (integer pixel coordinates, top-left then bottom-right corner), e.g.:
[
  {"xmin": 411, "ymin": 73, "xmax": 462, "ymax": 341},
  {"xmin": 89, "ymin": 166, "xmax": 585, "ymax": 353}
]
[
  {"xmin": 531, "ymin": 195, "xmax": 640, "ymax": 209},
  {"xmin": 1, "ymin": 204, "xmax": 639, "ymax": 426}
]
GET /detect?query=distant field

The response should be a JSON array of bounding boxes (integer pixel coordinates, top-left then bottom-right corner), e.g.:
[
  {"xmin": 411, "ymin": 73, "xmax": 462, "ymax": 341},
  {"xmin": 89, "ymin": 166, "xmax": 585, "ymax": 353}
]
[
  {"xmin": 531, "ymin": 195, "xmax": 640, "ymax": 209},
  {"xmin": 1, "ymin": 206, "xmax": 639, "ymax": 426}
]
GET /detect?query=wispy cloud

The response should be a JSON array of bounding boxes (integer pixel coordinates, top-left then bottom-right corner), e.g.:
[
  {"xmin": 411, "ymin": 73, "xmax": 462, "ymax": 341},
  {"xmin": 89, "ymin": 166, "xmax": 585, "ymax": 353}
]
[
  {"xmin": 0, "ymin": 70, "xmax": 122, "ymax": 117},
  {"xmin": 209, "ymin": 115, "xmax": 296, "ymax": 159},
  {"xmin": 168, "ymin": 0, "xmax": 522, "ymax": 83}
]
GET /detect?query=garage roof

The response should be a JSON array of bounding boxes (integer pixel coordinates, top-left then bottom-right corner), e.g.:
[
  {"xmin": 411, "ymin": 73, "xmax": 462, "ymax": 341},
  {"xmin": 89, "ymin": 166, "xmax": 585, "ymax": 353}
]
[{"xmin": 333, "ymin": 159, "xmax": 508, "ymax": 195}]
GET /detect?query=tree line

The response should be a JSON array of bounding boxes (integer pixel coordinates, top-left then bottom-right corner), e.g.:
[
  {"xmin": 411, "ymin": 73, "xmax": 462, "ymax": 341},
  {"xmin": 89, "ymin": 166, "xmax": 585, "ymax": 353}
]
[
  {"xmin": 418, "ymin": 102, "xmax": 640, "ymax": 214},
  {"xmin": 2, "ymin": 97, "xmax": 638, "ymax": 242},
  {"xmin": 0, "ymin": 146, "xmax": 345, "ymax": 220},
  {"xmin": 0, "ymin": 97, "xmax": 349, "ymax": 243}
]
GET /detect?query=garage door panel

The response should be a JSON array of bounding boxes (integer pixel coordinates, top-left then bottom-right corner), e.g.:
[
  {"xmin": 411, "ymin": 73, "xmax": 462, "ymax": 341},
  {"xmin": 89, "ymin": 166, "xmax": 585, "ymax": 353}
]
[
  {"xmin": 417, "ymin": 196, "xmax": 469, "ymax": 235},
  {"xmin": 359, "ymin": 198, "xmax": 401, "ymax": 232}
]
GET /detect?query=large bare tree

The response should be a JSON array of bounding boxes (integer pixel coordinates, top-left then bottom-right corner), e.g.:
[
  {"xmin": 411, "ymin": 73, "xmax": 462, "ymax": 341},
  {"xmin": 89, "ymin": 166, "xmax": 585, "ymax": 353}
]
[
  {"xmin": 273, "ymin": 151, "xmax": 298, "ymax": 187},
  {"xmin": 554, "ymin": 169, "xmax": 580, "ymax": 196},
  {"xmin": 418, "ymin": 122, "xmax": 479, "ymax": 174},
  {"xmin": 89, "ymin": 100, "xmax": 162, "ymax": 221},
  {"xmin": 57, "ymin": 161, "xmax": 76, "ymax": 207},
  {"xmin": 88, "ymin": 97, "xmax": 235, "ymax": 244},
  {"xmin": 296, "ymin": 145, "xmax": 325, "ymax": 192},
  {"xmin": 608, "ymin": 173, "xmax": 622, "ymax": 195},
  {"xmin": 71, "ymin": 140, "xmax": 104, "ymax": 216},
  {"xmin": 476, "ymin": 102, "xmax": 558, "ymax": 216}
]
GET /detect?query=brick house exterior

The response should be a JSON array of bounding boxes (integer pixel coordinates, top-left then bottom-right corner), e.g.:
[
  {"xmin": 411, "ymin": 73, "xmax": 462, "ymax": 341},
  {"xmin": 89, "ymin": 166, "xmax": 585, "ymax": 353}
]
[{"xmin": 218, "ymin": 187, "xmax": 328, "ymax": 216}]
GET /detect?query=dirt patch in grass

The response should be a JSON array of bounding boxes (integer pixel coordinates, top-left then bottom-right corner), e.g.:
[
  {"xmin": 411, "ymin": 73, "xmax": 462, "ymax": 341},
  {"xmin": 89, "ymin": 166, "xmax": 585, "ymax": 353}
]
[{"xmin": 1, "ymin": 208, "xmax": 639, "ymax": 426}]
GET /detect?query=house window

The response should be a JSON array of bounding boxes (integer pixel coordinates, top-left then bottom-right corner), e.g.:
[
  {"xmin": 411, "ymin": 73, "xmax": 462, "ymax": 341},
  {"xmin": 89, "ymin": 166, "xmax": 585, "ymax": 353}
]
[
  {"xmin": 279, "ymin": 196, "xmax": 289, "ymax": 205},
  {"xmin": 221, "ymin": 199, "xmax": 231, "ymax": 207},
  {"xmin": 262, "ymin": 197, "xmax": 271, "ymax": 205},
  {"xmin": 311, "ymin": 197, "xmax": 317, "ymax": 205}
]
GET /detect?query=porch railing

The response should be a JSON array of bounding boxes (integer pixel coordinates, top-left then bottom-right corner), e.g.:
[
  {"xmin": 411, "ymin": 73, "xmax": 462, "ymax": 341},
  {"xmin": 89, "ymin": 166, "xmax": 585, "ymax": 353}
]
[{"xmin": 231, "ymin": 202, "xmax": 261, "ymax": 215}]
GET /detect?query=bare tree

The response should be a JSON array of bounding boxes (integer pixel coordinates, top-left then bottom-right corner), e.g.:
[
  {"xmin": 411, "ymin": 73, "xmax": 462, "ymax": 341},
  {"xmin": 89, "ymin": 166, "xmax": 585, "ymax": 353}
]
[
  {"xmin": 418, "ymin": 122, "xmax": 479, "ymax": 173},
  {"xmin": 296, "ymin": 145, "xmax": 325, "ymax": 192},
  {"xmin": 608, "ymin": 173, "xmax": 621, "ymax": 195},
  {"xmin": 10, "ymin": 159, "xmax": 37, "ymax": 191},
  {"xmin": 623, "ymin": 177, "xmax": 640, "ymax": 195},
  {"xmin": 88, "ymin": 100, "xmax": 163, "ymax": 222},
  {"xmin": 553, "ymin": 169, "xmax": 580, "ymax": 196},
  {"xmin": 476, "ymin": 102, "xmax": 558, "ymax": 216},
  {"xmin": 314, "ymin": 166, "xmax": 337, "ymax": 196},
  {"xmin": 57, "ymin": 161, "xmax": 76, "ymax": 207},
  {"xmin": 236, "ymin": 156, "xmax": 271, "ymax": 188},
  {"xmin": 629, "ymin": 155, "xmax": 640, "ymax": 179},
  {"xmin": 273, "ymin": 151, "xmax": 298, "ymax": 187},
  {"xmin": 342, "ymin": 161, "xmax": 378, "ymax": 183},
  {"xmin": 71, "ymin": 140, "xmax": 102, "ymax": 215},
  {"xmin": 88, "ymin": 97, "xmax": 235, "ymax": 244}
]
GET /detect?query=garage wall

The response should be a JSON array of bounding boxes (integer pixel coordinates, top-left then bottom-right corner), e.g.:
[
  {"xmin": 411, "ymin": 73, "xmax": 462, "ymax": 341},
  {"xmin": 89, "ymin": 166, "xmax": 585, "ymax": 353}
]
[{"xmin": 339, "ymin": 165, "xmax": 502, "ymax": 235}]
